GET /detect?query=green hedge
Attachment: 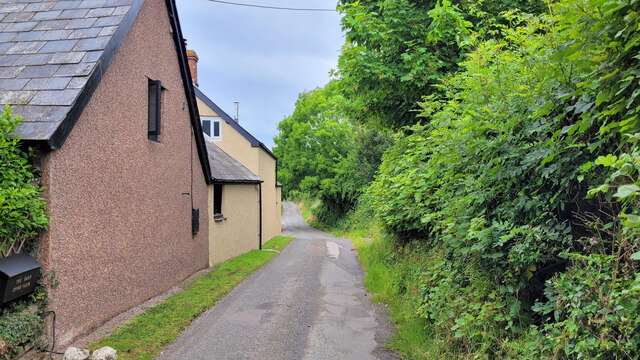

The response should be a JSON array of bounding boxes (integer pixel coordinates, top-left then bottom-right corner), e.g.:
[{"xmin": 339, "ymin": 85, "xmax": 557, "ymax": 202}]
[{"xmin": 369, "ymin": 1, "xmax": 640, "ymax": 358}]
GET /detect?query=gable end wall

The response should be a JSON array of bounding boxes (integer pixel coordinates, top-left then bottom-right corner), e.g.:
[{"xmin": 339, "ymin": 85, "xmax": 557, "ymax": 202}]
[{"xmin": 37, "ymin": 0, "xmax": 209, "ymax": 346}]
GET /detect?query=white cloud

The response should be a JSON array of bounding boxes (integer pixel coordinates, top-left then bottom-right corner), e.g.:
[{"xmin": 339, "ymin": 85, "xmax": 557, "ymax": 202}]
[{"xmin": 177, "ymin": 0, "xmax": 344, "ymax": 149}]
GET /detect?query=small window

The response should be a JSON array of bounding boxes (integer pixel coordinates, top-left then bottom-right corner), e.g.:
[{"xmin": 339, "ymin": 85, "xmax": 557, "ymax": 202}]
[
  {"xmin": 213, "ymin": 184, "xmax": 223, "ymax": 221},
  {"xmin": 213, "ymin": 120, "xmax": 220, "ymax": 137},
  {"xmin": 148, "ymin": 79, "xmax": 162, "ymax": 141},
  {"xmin": 202, "ymin": 117, "xmax": 221, "ymax": 140},
  {"xmin": 202, "ymin": 119, "xmax": 211, "ymax": 137}
]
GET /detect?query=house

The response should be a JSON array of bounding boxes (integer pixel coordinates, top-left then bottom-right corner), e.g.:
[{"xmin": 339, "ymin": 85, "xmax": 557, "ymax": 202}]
[
  {"xmin": 187, "ymin": 49, "xmax": 282, "ymax": 263},
  {"xmin": 0, "ymin": 0, "xmax": 211, "ymax": 347},
  {"xmin": 206, "ymin": 142, "xmax": 262, "ymax": 264}
]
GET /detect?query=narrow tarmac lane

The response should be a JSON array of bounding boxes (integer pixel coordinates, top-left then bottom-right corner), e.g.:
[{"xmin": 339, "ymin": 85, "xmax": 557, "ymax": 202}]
[{"xmin": 158, "ymin": 201, "xmax": 397, "ymax": 360}]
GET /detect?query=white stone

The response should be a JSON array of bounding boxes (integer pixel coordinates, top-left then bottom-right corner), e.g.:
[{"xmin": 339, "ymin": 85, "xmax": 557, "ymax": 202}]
[
  {"xmin": 62, "ymin": 347, "xmax": 89, "ymax": 360},
  {"xmin": 91, "ymin": 346, "xmax": 117, "ymax": 360}
]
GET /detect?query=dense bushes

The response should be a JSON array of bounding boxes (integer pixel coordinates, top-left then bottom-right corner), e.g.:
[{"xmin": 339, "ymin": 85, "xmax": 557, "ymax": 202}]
[
  {"xmin": 277, "ymin": 0, "xmax": 639, "ymax": 357},
  {"xmin": 0, "ymin": 106, "xmax": 50, "ymax": 358},
  {"xmin": 336, "ymin": 0, "xmax": 546, "ymax": 129},
  {"xmin": 368, "ymin": 0, "xmax": 640, "ymax": 357},
  {"xmin": 273, "ymin": 82, "xmax": 392, "ymax": 224}
]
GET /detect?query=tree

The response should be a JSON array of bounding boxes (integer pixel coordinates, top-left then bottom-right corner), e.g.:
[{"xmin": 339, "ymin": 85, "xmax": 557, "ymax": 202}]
[
  {"xmin": 273, "ymin": 81, "xmax": 392, "ymax": 224},
  {"xmin": 336, "ymin": 0, "xmax": 545, "ymax": 129},
  {"xmin": 273, "ymin": 81, "xmax": 351, "ymax": 198}
]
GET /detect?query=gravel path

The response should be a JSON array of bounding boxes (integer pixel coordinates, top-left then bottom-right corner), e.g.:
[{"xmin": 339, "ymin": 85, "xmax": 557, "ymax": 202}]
[{"xmin": 157, "ymin": 201, "xmax": 398, "ymax": 360}]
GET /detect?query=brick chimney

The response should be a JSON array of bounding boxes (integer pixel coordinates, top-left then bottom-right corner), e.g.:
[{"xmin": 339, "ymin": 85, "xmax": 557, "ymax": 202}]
[{"xmin": 186, "ymin": 49, "xmax": 199, "ymax": 87}]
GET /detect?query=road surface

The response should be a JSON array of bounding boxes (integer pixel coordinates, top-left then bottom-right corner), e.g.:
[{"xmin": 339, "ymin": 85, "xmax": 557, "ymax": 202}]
[{"xmin": 158, "ymin": 201, "xmax": 397, "ymax": 360}]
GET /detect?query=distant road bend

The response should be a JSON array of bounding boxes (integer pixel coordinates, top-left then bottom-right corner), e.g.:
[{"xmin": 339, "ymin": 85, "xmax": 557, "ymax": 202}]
[{"xmin": 158, "ymin": 201, "xmax": 398, "ymax": 360}]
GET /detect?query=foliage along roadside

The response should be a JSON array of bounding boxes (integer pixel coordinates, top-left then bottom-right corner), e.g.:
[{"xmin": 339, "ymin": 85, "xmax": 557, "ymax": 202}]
[
  {"xmin": 277, "ymin": 0, "xmax": 640, "ymax": 358},
  {"xmin": 367, "ymin": 0, "xmax": 640, "ymax": 358},
  {"xmin": 89, "ymin": 236, "xmax": 295, "ymax": 360},
  {"xmin": 273, "ymin": 81, "xmax": 392, "ymax": 225},
  {"xmin": 335, "ymin": 0, "xmax": 546, "ymax": 129},
  {"xmin": 0, "ymin": 106, "xmax": 50, "ymax": 359}
]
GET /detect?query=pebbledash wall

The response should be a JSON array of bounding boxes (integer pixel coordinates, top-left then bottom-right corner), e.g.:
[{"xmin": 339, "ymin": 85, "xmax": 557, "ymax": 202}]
[{"xmin": 36, "ymin": 0, "xmax": 209, "ymax": 345}]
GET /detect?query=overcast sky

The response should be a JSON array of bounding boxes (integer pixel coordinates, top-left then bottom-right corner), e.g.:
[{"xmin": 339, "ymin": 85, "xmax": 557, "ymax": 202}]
[{"xmin": 175, "ymin": 0, "xmax": 344, "ymax": 149}]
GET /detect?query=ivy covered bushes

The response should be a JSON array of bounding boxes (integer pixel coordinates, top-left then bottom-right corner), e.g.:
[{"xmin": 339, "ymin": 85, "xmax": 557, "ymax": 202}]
[
  {"xmin": 0, "ymin": 277, "xmax": 52, "ymax": 360},
  {"xmin": 368, "ymin": 0, "xmax": 640, "ymax": 357},
  {"xmin": 0, "ymin": 106, "xmax": 50, "ymax": 359}
]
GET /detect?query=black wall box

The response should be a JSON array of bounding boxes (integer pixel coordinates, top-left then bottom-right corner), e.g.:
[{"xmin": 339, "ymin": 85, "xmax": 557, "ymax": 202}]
[{"xmin": 0, "ymin": 254, "xmax": 41, "ymax": 305}]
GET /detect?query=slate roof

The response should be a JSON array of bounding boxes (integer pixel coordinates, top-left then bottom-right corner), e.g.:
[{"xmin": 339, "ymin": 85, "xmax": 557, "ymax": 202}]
[
  {"xmin": 0, "ymin": 0, "xmax": 213, "ymax": 184},
  {"xmin": 194, "ymin": 86, "xmax": 277, "ymax": 161},
  {"xmin": 206, "ymin": 141, "xmax": 261, "ymax": 184},
  {"xmin": 0, "ymin": 0, "xmax": 142, "ymax": 148}
]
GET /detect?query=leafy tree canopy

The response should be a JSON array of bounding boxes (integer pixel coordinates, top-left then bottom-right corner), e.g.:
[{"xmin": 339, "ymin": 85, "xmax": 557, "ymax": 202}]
[
  {"xmin": 273, "ymin": 81, "xmax": 392, "ymax": 223},
  {"xmin": 335, "ymin": 0, "xmax": 546, "ymax": 129},
  {"xmin": 273, "ymin": 80, "xmax": 351, "ymax": 198}
]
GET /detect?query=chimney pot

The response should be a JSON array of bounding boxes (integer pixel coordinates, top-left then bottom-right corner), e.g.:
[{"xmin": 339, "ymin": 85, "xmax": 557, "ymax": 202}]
[
  {"xmin": 186, "ymin": 49, "xmax": 199, "ymax": 87},
  {"xmin": 234, "ymin": 102, "xmax": 239, "ymax": 123}
]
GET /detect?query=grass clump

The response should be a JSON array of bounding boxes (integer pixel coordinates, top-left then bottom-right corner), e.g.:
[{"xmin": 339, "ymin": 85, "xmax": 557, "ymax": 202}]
[
  {"xmin": 262, "ymin": 236, "xmax": 292, "ymax": 252},
  {"xmin": 90, "ymin": 236, "xmax": 295, "ymax": 360}
]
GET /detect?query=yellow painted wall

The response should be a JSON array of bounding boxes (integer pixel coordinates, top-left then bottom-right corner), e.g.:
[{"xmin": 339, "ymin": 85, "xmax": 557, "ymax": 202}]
[
  {"xmin": 259, "ymin": 150, "xmax": 281, "ymax": 244},
  {"xmin": 196, "ymin": 97, "xmax": 218, "ymax": 117},
  {"xmin": 208, "ymin": 184, "xmax": 260, "ymax": 265},
  {"xmin": 215, "ymin": 120, "xmax": 259, "ymax": 173},
  {"xmin": 196, "ymin": 98, "xmax": 282, "ymax": 247}
]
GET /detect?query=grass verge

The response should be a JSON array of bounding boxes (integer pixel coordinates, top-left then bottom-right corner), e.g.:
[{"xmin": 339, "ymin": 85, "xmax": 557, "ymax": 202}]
[
  {"xmin": 89, "ymin": 236, "xmax": 295, "ymax": 360},
  {"xmin": 294, "ymin": 197, "xmax": 319, "ymax": 224}
]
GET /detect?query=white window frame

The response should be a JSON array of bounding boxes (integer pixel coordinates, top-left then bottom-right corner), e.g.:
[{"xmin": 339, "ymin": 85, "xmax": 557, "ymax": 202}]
[{"xmin": 201, "ymin": 116, "xmax": 222, "ymax": 141}]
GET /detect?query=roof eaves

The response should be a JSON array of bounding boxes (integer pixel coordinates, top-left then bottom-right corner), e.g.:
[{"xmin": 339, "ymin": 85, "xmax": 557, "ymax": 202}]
[
  {"xmin": 165, "ymin": 0, "xmax": 212, "ymax": 185},
  {"xmin": 212, "ymin": 179, "xmax": 262, "ymax": 185}
]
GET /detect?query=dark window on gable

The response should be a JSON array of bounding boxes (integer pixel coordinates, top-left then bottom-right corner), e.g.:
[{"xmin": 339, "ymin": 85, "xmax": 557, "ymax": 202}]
[
  {"xmin": 148, "ymin": 79, "xmax": 162, "ymax": 141},
  {"xmin": 213, "ymin": 184, "xmax": 223, "ymax": 221},
  {"xmin": 213, "ymin": 120, "xmax": 220, "ymax": 137},
  {"xmin": 202, "ymin": 119, "xmax": 211, "ymax": 137},
  {"xmin": 201, "ymin": 118, "xmax": 221, "ymax": 139}
]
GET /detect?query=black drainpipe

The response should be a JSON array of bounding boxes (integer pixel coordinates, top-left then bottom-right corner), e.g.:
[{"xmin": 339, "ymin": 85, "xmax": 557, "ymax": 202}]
[{"xmin": 259, "ymin": 182, "xmax": 263, "ymax": 250}]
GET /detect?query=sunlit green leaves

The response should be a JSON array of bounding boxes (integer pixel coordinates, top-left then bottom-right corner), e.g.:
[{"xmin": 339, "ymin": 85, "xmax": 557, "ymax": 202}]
[
  {"xmin": 273, "ymin": 82, "xmax": 392, "ymax": 223},
  {"xmin": 614, "ymin": 184, "xmax": 640, "ymax": 198},
  {"xmin": 335, "ymin": 0, "xmax": 546, "ymax": 129},
  {"xmin": 0, "ymin": 106, "xmax": 48, "ymax": 250},
  {"xmin": 365, "ymin": 0, "xmax": 640, "ymax": 357}
]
